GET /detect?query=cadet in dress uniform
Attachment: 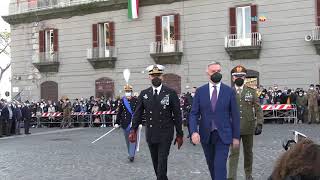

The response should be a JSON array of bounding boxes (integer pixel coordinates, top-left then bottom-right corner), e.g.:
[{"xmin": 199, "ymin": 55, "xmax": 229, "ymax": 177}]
[
  {"xmin": 228, "ymin": 65, "xmax": 264, "ymax": 180},
  {"xmin": 129, "ymin": 64, "xmax": 183, "ymax": 180},
  {"xmin": 114, "ymin": 84, "xmax": 138, "ymax": 162}
]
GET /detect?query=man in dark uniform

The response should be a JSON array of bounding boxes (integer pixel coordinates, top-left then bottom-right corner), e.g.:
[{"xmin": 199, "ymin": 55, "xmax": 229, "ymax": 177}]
[
  {"xmin": 114, "ymin": 84, "xmax": 138, "ymax": 162},
  {"xmin": 129, "ymin": 64, "xmax": 183, "ymax": 180},
  {"xmin": 22, "ymin": 101, "xmax": 32, "ymax": 135},
  {"xmin": 0, "ymin": 99, "xmax": 5, "ymax": 137},
  {"xmin": 228, "ymin": 65, "xmax": 264, "ymax": 180}
]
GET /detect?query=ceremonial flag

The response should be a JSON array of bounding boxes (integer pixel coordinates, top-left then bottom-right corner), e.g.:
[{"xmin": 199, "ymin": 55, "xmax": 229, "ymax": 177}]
[{"xmin": 128, "ymin": 0, "xmax": 139, "ymax": 19}]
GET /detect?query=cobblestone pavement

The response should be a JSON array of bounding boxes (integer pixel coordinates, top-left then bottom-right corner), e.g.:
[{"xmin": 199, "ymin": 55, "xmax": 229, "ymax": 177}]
[{"xmin": 0, "ymin": 124, "xmax": 319, "ymax": 180}]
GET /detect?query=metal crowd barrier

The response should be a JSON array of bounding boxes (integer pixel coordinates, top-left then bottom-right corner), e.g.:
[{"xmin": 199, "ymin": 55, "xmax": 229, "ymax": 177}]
[
  {"xmin": 31, "ymin": 111, "xmax": 117, "ymax": 128},
  {"xmin": 261, "ymin": 104, "xmax": 298, "ymax": 124}
]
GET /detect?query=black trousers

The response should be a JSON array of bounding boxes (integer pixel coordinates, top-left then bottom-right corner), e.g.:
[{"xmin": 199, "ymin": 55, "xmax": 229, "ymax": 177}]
[
  {"xmin": 24, "ymin": 118, "xmax": 30, "ymax": 134},
  {"xmin": 6, "ymin": 120, "xmax": 13, "ymax": 136},
  {"xmin": 148, "ymin": 141, "xmax": 171, "ymax": 180},
  {"xmin": 0, "ymin": 120, "xmax": 3, "ymax": 137}
]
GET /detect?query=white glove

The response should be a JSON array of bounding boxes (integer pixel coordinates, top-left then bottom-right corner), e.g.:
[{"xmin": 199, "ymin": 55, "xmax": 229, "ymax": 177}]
[{"xmin": 114, "ymin": 124, "xmax": 120, "ymax": 128}]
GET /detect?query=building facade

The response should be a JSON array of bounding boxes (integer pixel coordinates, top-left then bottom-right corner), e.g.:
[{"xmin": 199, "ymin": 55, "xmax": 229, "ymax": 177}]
[{"xmin": 3, "ymin": 0, "xmax": 320, "ymax": 101}]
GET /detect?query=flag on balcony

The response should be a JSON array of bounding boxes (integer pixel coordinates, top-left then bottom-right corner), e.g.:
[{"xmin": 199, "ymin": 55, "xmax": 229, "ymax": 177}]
[{"xmin": 128, "ymin": 0, "xmax": 139, "ymax": 19}]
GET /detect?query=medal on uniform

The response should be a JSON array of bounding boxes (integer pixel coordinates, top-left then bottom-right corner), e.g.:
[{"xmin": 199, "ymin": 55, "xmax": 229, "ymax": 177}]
[
  {"xmin": 143, "ymin": 94, "xmax": 148, "ymax": 99},
  {"xmin": 161, "ymin": 95, "xmax": 170, "ymax": 109}
]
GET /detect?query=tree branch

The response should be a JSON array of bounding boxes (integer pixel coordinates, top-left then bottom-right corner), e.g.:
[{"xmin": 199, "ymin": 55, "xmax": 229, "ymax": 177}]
[{"xmin": 0, "ymin": 63, "xmax": 11, "ymax": 82}]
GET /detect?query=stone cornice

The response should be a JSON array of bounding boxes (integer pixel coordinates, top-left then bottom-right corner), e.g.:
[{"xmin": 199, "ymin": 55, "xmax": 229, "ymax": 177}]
[{"xmin": 2, "ymin": 0, "xmax": 187, "ymax": 25}]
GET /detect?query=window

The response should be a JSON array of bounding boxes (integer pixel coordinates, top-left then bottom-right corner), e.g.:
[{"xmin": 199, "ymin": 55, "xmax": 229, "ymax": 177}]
[
  {"xmin": 316, "ymin": 0, "xmax": 320, "ymax": 26},
  {"xmin": 229, "ymin": 5, "xmax": 257, "ymax": 46},
  {"xmin": 39, "ymin": 29, "xmax": 58, "ymax": 61},
  {"xmin": 45, "ymin": 29, "xmax": 54, "ymax": 54},
  {"xmin": 92, "ymin": 22, "xmax": 114, "ymax": 58},
  {"xmin": 155, "ymin": 14, "xmax": 180, "ymax": 53}
]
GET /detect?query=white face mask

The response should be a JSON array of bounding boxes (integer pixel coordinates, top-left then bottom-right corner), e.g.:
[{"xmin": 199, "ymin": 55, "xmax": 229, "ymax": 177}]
[
  {"xmin": 310, "ymin": 87, "xmax": 314, "ymax": 90},
  {"xmin": 125, "ymin": 92, "xmax": 132, "ymax": 97}
]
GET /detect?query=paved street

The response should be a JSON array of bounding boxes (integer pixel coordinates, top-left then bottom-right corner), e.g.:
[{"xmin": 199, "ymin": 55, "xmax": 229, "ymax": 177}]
[{"xmin": 0, "ymin": 124, "xmax": 319, "ymax": 180}]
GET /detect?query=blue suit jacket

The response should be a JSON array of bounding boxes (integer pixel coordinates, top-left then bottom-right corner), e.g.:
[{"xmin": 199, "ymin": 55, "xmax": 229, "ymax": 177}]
[{"xmin": 189, "ymin": 83, "xmax": 240, "ymax": 144}]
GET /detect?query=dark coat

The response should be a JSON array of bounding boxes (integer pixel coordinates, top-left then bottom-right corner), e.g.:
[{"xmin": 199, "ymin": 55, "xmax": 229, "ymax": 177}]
[
  {"xmin": 116, "ymin": 97, "xmax": 138, "ymax": 129},
  {"xmin": 21, "ymin": 106, "xmax": 32, "ymax": 120},
  {"xmin": 131, "ymin": 85, "xmax": 183, "ymax": 143},
  {"xmin": 268, "ymin": 175, "xmax": 320, "ymax": 180}
]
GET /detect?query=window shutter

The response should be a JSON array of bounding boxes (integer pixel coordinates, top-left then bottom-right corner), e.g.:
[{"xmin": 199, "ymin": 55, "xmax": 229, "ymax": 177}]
[
  {"xmin": 39, "ymin": 30, "xmax": 45, "ymax": 52},
  {"xmin": 317, "ymin": 0, "xmax": 320, "ymax": 26},
  {"xmin": 92, "ymin": 24, "xmax": 98, "ymax": 48},
  {"xmin": 53, "ymin": 29, "xmax": 58, "ymax": 52},
  {"xmin": 155, "ymin": 16, "xmax": 162, "ymax": 42},
  {"xmin": 174, "ymin": 14, "xmax": 180, "ymax": 40},
  {"xmin": 109, "ymin": 22, "xmax": 115, "ymax": 47},
  {"xmin": 229, "ymin": 7, "xmax": 236, "ymax": 34},
  {"xmin": 251, "ymin": 5, "xmax": 258, "ymax": 32}
]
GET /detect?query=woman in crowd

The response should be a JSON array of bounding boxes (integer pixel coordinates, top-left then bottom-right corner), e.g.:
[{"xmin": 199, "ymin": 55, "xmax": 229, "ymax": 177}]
[{"xmin": 269, "ymin": 139, "xmax": 320, "ymax": 180}]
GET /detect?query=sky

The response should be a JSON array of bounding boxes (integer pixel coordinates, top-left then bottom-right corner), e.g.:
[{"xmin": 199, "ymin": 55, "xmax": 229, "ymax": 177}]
[{"xmin": 0, "ymin": 0, "xmax": 11, "ymax": 99}]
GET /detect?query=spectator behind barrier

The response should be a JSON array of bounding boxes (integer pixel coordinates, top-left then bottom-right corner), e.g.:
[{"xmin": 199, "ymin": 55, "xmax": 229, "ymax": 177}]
[{"xmin": 268, "ymin": 139, "xmax": 320, "ymax": 180}]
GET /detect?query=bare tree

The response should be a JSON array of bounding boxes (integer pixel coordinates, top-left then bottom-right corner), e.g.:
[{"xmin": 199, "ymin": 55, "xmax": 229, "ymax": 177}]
[{"xmin": 0, "ymin": 31, "xmax": 11, "ymax": 82}]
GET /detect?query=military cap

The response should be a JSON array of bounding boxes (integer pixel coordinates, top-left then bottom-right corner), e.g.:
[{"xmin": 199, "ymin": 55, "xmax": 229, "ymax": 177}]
[
  {"xmin": 231, "ymin": 65, "xmax": 247, "ymax": 76},
  {"xmin": 146, "ymin": 64, "xmax": 165, "ymax": 75},
  {"xmin": 124, "ymin": 84, "xmax": 133, "ymax": 92}
]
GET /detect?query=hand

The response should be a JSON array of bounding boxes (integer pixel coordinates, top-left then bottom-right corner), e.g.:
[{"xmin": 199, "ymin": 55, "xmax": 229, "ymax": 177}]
[
  {"xmin": 114, "ymin": 124, "xmax": 120, "ymax": 129},
  {"xmin": 255, "ymin": 124, "xmax": 263, "ymax": 135},
  {"xmin": 232, "ymin": 138, "xmax": 240, "ymax": 149},
  {"xmin": 191, "ymin": 132, "xmax": 200, "ymax": 145},
  {"xmin": 128, "ymin": 130, "xmax": 137, "ymax": 143},
  {"xmin": 174, "ymin": 136, "xmax": 183, "ymax": 150}
]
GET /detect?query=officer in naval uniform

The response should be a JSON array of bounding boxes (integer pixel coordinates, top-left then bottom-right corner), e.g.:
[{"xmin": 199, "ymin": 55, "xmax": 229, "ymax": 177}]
[
  {"xmin": 114, "ymin": 84, "xmax": 138, "ymax": 162},
  {"xmin": 228, "ymin": 65, "xmax": 264, "ymax": 180},
  {"xmin": 129, "ymin": 64, "xmax": 183, "ymax": 180}
]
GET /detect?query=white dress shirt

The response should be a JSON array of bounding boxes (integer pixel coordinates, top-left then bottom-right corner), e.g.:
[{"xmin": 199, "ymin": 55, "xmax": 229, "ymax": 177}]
[
  {"xmin": 235, "ymin": 85, "xmax": 244, "ymax": 94},
  {"xmin": 152, "ymin": 84, "xmax": 163, "ymax": 95},
  {"xmin": 209, "ymin": 82, "xmax": 221, "ymax": 100}
]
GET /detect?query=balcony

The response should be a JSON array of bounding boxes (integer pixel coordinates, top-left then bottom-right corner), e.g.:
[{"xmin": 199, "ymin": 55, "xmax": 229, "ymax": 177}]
[
  {"xmin": 150, "ymin": 40, "xmax": 183, "ymax": 64},
  {"xmin": 87, "ymin": 47, "xmax": 117, "ymax": 69},
  {"xmin": 224, "ymin": 32, "xmax": 262, "ymax": 60},
  {"xmin": 33, "ymin": 52, "xmax": 60, "ymax": 73},
  {"xmin": 306, "ymin": 26, "xmax": 320, "ymax": 55}
]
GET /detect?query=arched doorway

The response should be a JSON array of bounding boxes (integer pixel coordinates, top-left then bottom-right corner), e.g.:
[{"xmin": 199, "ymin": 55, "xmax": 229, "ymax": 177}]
[
  {"xmin": 95, "ymin": 77, "xmax": 114, "ymax": 99},
  {"xmin": 230, "ymin": 69, "xmax": 260, "ymax": 89},
  {"xmin": 41, "ymin": 81, "xmax": 58, "ymax": 101},
  {"xmin": 162, "ymin": 73, "xmax": 181, "ymax": 94}
]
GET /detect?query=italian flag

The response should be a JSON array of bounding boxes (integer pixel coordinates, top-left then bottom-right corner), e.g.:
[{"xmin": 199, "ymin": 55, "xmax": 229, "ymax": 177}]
[{"xmin": 128, "ymin": 0, "xmax": 139, "ymax": 19}]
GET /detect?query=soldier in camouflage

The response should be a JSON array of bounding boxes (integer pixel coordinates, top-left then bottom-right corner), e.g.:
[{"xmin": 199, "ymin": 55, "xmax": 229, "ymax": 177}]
[
  {"xmin": 307, "ymin": 84, "xmax": 319, "ymax": 124},
  {"xmin": 228, "ymin": 65, "xmax": 264, "ymax": 180}
]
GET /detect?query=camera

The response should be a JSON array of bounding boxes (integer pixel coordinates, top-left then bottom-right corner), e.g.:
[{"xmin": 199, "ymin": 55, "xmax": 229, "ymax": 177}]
[{"xmin": 282, "ymin": 130, "xmax": 307, "ymax": 151}]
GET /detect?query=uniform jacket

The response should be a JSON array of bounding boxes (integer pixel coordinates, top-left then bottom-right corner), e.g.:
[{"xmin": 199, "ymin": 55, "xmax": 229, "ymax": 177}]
[
  {"xmin": 132, "ymin": 85, "xmax": 183, "ymax": 143},
  {"xmin": 235, "ymin": 85, "xmax": 263, "ymax": 135},
  {"xmin": 307, "ymin": 89, "xmax": 319, "ymax": 107},
  {"xmin": 116, "ymin": 97, "xmax": 138, "ymax": 129},
  {"xmin": 21, "ymin": 106, "xmax": 32, "ymax": 120},
  {"xmin": 189, "ymin": 83, "xmax": 240, "ymax": 144}
]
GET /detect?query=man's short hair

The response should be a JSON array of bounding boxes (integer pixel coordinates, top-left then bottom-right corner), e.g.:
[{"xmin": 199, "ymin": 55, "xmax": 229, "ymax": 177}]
[{"xmin": 207, "ymin": 61, "xmax": 221, "ymax": 67}]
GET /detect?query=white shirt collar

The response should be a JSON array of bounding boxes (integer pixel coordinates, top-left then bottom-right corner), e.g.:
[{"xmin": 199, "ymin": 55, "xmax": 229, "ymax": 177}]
[
  {"xmin": 152, "ymin": 84, "xmax": 163, "ymax": 95},
  {"xmin": 209, "ymin": 81, "xmax": 221, "ymax": 88},
  {"xmin": 235, "ymin": 85, "xmax": 244, "ymax": 90}
]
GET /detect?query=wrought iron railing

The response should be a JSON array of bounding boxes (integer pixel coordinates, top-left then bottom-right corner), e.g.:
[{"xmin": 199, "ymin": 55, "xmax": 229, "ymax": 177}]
[
  {"xmin": 9, "ymin": 0, "xmax": 111, "ymax": 15},
  {"xmin": 34, "ymin": 51, "xmax": 59, "ymax": 63},
  {"xmin": 87, "ymin": 46, "xmax": 117, "ymax": 59},
  {"xmin": 150, "ymin": 40, "xmax": 183, "ymax": 54},
  {"xmin": 225, "ymin": 32, "xmax": 262, "ymax": 48}
]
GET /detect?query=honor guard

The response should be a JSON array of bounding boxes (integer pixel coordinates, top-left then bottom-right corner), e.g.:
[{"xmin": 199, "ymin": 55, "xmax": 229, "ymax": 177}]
[
  {"xmin": 114, "ymin": 84, "xmax": 138, "ymax": 162},
  {"xmin": 228, "ymin": 65, "xmax": 264, "ymax": 180},
  {"xmin": 129, "ymin": 64, "xmax": 183, "ymax": 180}
]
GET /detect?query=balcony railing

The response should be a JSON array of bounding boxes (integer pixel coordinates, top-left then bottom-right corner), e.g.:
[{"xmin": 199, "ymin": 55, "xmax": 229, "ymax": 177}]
[
  {"xmin": 150, "ymin": 40, "xmax": 183, "ymax": 54},
  {"xmin": 87, "ymin": 47, "xmax": 117, "ymax": 59},
  {"xmin": 311, "ymin": 26, "xmax": 320, "ymax": 41},
  {"xmin": 225, "ymin": 32, "xmax": 262, "ymax": 48},
  {"xmin": 8, "ymin": 0, "xmax": 111, "ymax": 15},
  {"xmin": 35, "ymin": 51, "xmax": 59, "ymax": 63}
]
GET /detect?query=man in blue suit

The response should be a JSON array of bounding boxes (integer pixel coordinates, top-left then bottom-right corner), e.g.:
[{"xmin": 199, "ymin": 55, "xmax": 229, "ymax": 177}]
[{"xmin": 189, "ymin": 61, "xmax": 240, "ymax": 180}]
